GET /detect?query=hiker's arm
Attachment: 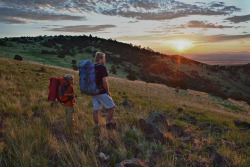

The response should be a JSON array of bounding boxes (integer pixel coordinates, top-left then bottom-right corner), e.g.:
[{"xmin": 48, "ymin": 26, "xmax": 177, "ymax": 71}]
[
  {"xmin": 102, "ymin": 77, "xmax": 110, "ymax": 95},
  {"xmin": 64, "ymin": 93, "xmax": 74, "ymax": 96},
  {"xmin": 64, "ymin": 88, "xmax": 75, "ymax": 96}
]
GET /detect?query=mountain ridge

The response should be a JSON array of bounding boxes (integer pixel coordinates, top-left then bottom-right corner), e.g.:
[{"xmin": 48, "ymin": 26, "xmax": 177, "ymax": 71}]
[{"xmin": 0, "ymin": 35, "xmax": 249, "ymax": 104}]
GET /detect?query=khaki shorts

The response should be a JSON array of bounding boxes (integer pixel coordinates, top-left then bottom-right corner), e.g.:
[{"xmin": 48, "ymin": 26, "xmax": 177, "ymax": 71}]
[{"xmin": 91, "ymin": 93, "xmax": 116, "ymax": 111}]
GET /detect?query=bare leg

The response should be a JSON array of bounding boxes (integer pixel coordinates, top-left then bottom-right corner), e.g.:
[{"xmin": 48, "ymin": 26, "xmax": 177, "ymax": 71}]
[
  {"xmin": 65, "ymin": 107, "xmax": 74, "ymax": 127},
  {"xmin": 93, "ymin": 110, "xmax": 99, "ymax": 125},
  {"xmin": 107, "ymin": 107, "xmax": 115, "ymax": 122}
]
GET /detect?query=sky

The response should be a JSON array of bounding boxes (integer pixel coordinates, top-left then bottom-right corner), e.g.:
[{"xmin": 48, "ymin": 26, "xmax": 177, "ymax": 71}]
[{"xmin": 0, "ymin": 0, "xmax": 250, "ymax": 59}]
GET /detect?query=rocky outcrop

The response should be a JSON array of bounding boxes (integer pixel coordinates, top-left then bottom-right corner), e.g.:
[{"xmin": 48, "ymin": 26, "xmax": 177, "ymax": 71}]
[
  {"xmin": 139, "ymin": 113, "xmax": 169, "ymax": 143},
  {"xmin": 120, "ymin": 98, "xmax": 135, "ymax": 108},
  {"xmin": 115, "ymin": 158, "xmax": 148, "ymax": 167},
  {"xmin": 170, "ymin": 124, "xmax": 185, "ymax": 137},
  {"xmin": 196, "ymin": 122, "xmax": 222, "ymax": 133},
  {"xmin": 234, "ymin": 120, "xmax": 250, "ymax": 130}
]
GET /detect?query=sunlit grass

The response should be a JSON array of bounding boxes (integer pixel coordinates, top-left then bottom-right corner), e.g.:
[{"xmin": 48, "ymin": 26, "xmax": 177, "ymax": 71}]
[{"xmin": 0, "ymin": 58, "xmax": 249, "ymax": 166}]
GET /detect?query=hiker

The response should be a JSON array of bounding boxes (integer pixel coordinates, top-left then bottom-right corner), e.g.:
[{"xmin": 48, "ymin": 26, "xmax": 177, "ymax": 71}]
[
  {"xmin": 92, "ymin": 52, "xmax": 116, "ymax": 130},
  {"xmin": 63, "ymin": 74, "xmax": 75, "ymax": 127},
  {"xmin": 48, "ymin": 74, "xmax": 75, "ymax": 127}
]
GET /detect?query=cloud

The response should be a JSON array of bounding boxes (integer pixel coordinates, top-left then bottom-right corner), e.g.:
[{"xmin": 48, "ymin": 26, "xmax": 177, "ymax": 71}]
[
  {"xmin": 0, "ymin": 0, "xmax": 241, "ymax": 21},
  {"xmin": 210, "ymin": 2, "xmax": 225, "ymax": 8},
  {"xmin": 128, "ymin": 20, "xmax": 139, "ymax": 24},
  {"xmin": 0, "ymin": 6, "xmax": 85, "ymax": 24},
  {"xmin": 0, "ymin": 0, "xmax": 70, "ymax": 10},
  {"xmin": 206, "ymin": 34, "xmax": 250, "ymax": 42},
  {"xmin": 116, "ymin": 33, "xmax": 250, "ymax": 44},
  {"xmin": 225, "ymin": 14, "xmax": 250, "ymax": 23},
  {"xmin": 94, "ymin": 1, "xmax": 241, "ymax": 20},
  {"xmin": 0, "ymin": 17, "xmax": 28, "ymax": 24},
  {"xmin": 48, "ymin": 24, "xmax": 116, "ymax": 32},
  {"xmin": 178, "ymin": 21, "xmax": 234, "ymax": 29}
]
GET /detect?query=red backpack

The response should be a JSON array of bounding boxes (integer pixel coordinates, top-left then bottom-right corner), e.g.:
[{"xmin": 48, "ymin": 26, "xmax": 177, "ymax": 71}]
[{"xmin": 48, "ymin": 77, "xmax": 71, "ymax": 103}]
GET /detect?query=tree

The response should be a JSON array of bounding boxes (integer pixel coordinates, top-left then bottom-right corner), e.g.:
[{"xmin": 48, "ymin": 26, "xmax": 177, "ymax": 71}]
[
  {"xmin": 127, "ymin": 71, "xmax": 137, "ymax": 81},
  {"xmin": 72, "ymin": 64, "xmax": 78, "ymax": 71},
  {"xmin": 58, "ymin": 49, "xmax": 65, "ymax": 58},
  {"xmin": 72, "ymin": 60, "xmax": 77, "ymax": 64},
  {"xmin": 85, "ymin": 48, "xmax": 92, "ymax": 54},
  {"xmin": 70, "ymin": 49, "xmax": 76, "ymax": 56},
  {"xmin": 110, "ymin": 65, "xmax": 117, "ymax": 74},
  {"xmin": 58, "ymin": 53, "xmax": 65, "ymax": 58},
  {"xmin": 0, "ymin": 40, "xmax": 7, "ymax": 46}
]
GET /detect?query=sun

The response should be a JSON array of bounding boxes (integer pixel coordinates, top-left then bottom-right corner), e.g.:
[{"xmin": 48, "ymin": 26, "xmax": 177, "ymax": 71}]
[{"xmin": 169, "ymin": 39, "xmax": 193, "ymax": 52}]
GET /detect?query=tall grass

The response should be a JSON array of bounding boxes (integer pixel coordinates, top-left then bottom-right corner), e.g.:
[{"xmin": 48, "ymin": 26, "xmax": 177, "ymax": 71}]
[{"xmin": 0, "ymin": 58, "xmax": 249, "ymax": 166}]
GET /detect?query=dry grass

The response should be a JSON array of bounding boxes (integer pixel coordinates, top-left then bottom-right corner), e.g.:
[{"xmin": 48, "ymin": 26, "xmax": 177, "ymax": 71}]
[{"xmin": 0, "ymin": 58, "xmax": 249, "ymax": 166}]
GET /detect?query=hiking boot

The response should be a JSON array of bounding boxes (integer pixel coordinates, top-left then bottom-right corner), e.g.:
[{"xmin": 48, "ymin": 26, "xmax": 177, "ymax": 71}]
[{"xmin": 106, "ymin": 122, "xmax": 116, "ymax": 130}]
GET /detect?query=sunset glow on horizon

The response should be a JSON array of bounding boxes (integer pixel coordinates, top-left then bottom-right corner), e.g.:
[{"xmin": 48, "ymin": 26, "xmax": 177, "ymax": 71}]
[
  {"xmin": 167, "ymin": 39, "xmax": 193, "ymax": 52},
  {"xmin": 0, "ymin": 0, "xmax": 249, "ymax": 59}
]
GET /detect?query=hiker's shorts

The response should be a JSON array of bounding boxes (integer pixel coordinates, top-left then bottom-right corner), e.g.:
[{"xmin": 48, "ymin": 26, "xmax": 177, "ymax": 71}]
[{"xmin": 91, "ymin": 93, "xmax": 116, "ymax": 111}]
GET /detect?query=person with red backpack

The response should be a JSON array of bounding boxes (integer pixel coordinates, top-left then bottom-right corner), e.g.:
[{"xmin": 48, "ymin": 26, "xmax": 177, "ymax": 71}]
[
  {"xmin": 63, "ymin": 74, "xmax": 75, "ymax": 127},
  {"xmin": 48, "ymin": 74, "xmax": 75, "ymax": 127}
]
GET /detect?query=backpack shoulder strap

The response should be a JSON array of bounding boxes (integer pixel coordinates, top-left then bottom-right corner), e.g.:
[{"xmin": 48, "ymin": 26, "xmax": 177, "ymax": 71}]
[{"xmin": 95, "ymin": 63, "xmax": 102, "ymax": 67}]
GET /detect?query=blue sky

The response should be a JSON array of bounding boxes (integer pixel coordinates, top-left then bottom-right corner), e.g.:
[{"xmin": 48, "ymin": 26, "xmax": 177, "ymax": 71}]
[{"xmin": 0, "ymin": 0, "xmax": 249, "ymax": 57}]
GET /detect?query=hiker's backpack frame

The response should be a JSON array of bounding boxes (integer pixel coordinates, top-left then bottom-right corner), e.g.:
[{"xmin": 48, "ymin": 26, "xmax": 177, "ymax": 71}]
[
  {"xmin": 57, "ymin": 77, "xmax": 72, "ymax": 103},
  {"xmin": 48, "ymin": 77, "xmax": 71, "ymax": 103},
  {"xmin": 78, "ymin": 60, "xmax": 101, "ymax": 96}
]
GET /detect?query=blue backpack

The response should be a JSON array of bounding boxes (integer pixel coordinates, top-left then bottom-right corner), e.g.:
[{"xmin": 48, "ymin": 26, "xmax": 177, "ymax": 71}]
[{"xmin": 78, "ymin": 60, "xmax": 101, "ymax": 96}]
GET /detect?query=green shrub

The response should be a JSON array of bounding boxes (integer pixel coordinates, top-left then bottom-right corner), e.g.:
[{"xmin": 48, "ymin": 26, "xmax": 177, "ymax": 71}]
[
  {"xmin": 72, "ymin": 60, "xmax": 77, "ymax": 64},
  {"xmin": 110, "ymin": 65, "xmax": 117, "ymax": 74},
  {"xmin": 14, "ymin": 55, "xmax": 23, "ymax": 61},
  {"xmin": 127, "ymin": 72, "xmax": 137, "ymax": 81}
]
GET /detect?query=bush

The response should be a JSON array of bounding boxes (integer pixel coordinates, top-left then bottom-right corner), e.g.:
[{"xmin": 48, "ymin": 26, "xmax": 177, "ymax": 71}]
[
  {"xmin": 110, "ymin": 65, "xmax": 117, "ymax": 74},
  {"xmin": 40, "ymin": 67, "xmax": 46, "ymax": 72},
  {"xmin": 58, "ymin": 52, "xmax": 65, "ymax": 58},
  {"xmin": 0, "ymin": 40, "xmax": 7, "ymax": 46},
  {"xmin": 85, "ymin": 48, "xmax": 92, "ymax": 54},
  {"xmin": 127, "ymin": 71, "xmax": 137, "ymax": 81},
  {"xmin": 41, "ymin": 50, "xmax": 56, "ymax": 55},
  {"xmin": 229, "ymin": 92, "xmax": 245, "ymax": 101},
  {"xmin": 72, "ymin": 60, "xmax": 77, "ymax": 64},
  {"xmin": 246, "ymin": 99, "xmax": 250, "ymax": 106},
  {"xmin": 70, "ymin": 49, "xmax": 76, "ymax": 56},
  {"xmin": 14, "ymin": 55, "xmax": 23, "ymax": 61},
  {"xmin": 72, "ymin": 64, "xmax": 78, "ymax": 71}
]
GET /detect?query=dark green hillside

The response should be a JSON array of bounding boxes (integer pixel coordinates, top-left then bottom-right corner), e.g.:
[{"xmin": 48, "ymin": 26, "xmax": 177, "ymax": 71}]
[{"xmin": 0, "ymin": 35, "xmax": 249, "ymax": 104}]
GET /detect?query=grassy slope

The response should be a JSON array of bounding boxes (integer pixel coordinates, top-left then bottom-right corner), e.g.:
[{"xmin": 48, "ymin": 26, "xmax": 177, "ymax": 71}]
[
  {"xmin": 152, "ymin": 57, "xmax": 250, "ymax": 98},
  {"xmin": 0, "ymin": 58, "xmax": 249, "ymax": 166},
  {"xmin": 0, "ymin": 39, "xmax": 128, "ymax": 79},
  {"xmin": 1, "ymin": 36, "xmax": 250, "ymax": 100}
]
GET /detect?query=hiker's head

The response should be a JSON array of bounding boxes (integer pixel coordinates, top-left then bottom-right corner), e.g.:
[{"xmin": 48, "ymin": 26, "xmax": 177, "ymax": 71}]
[
  {"xmin": 64, "ymin": 74, "xmax": 74, "ymax": 84},
  {"xmin": 95, "ymin": 52, "xmax": 106, "ymax": 65}
]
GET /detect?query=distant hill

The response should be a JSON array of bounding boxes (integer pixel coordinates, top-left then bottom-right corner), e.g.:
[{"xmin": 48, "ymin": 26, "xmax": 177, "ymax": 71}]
[
  {"xmin": 0, "ymin": 35, "xmax": 249, "ymax": 104},
  {"xmin": 189, "ymin": 52, "xmax": 250, "ymax": 65}
]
